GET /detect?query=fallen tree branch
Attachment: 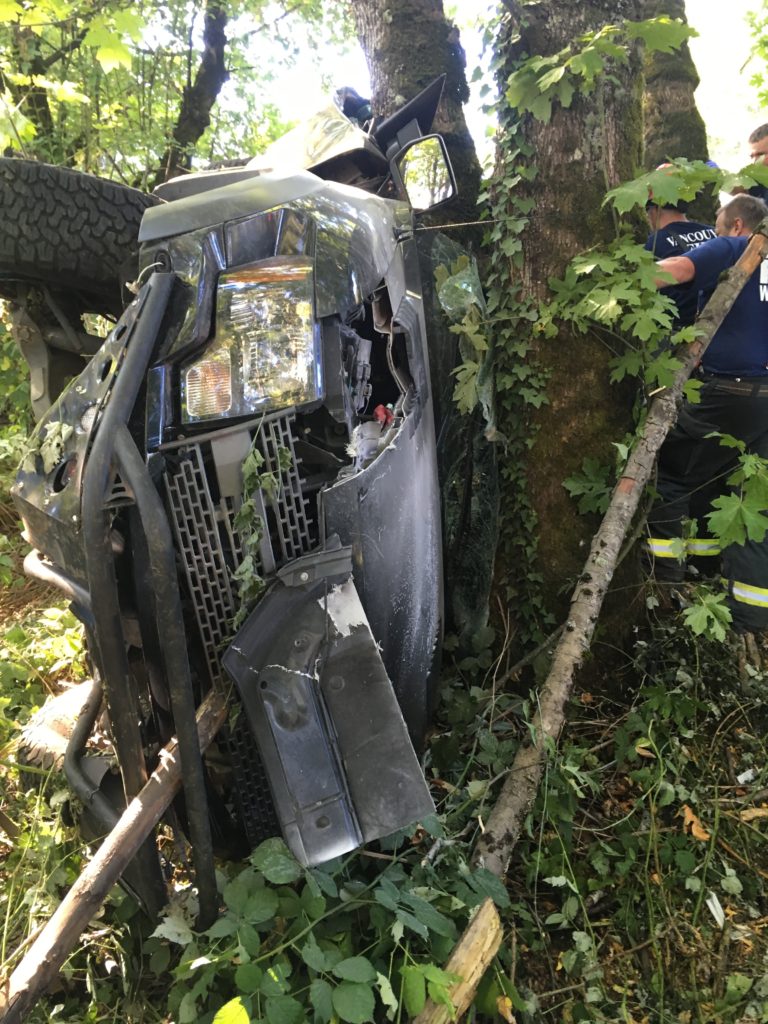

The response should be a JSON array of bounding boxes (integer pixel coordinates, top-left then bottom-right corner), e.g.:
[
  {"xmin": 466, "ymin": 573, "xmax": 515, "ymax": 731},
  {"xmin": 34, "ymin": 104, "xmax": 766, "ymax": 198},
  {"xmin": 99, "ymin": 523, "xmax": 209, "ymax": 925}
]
[
  {"xmin": 473, "ymin": 223, "xmax": 768, "ymax": 878},
  {"xmin": 412, "ymin": 898, "xmax": 502, "ymax": 1024},
  {"xmin": 0, "ymin": 690, "xmax": 228, "ymax": 1024}
]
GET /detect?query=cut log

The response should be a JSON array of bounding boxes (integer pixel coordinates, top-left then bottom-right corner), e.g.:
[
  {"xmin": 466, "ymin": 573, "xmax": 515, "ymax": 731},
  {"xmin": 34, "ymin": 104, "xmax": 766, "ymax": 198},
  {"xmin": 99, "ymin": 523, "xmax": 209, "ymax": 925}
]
[
  {"xmin": 0, "ymin": 689, "xmax": 228, "ymax": 1024},
  {"xmin": 473, "ymin": 223, "xmax": 768, "ymax": 879},
  {"xmin": 412, "ymin": 898, "xmax": 502, "ymax": 1024}
]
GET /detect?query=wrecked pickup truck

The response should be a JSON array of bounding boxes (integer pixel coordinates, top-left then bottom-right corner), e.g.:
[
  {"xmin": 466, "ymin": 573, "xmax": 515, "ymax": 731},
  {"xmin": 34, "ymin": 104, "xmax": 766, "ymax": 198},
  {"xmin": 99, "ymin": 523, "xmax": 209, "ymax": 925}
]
[{"xmin": 7, "ymin": 78, "xmax": 457, "ymax": 919}]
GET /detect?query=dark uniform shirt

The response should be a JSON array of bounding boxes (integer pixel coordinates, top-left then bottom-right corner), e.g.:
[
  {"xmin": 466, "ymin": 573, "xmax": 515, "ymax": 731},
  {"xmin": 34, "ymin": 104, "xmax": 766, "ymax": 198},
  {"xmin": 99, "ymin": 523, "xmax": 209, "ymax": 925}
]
[
  {"xmin": 645, "ymin": 219, "xmax": 716, "ymax": 327},
  {"xmin": 688, "ymin": 235, "xmax": 768, "ymax": 377}
]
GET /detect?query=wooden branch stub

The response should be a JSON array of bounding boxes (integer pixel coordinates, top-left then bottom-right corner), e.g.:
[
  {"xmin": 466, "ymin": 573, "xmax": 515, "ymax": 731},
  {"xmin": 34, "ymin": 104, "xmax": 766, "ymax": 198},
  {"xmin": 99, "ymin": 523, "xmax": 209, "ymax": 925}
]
[{"xmin": 412, "ymin": 898, "xmax": 503, "ymax": 1024}]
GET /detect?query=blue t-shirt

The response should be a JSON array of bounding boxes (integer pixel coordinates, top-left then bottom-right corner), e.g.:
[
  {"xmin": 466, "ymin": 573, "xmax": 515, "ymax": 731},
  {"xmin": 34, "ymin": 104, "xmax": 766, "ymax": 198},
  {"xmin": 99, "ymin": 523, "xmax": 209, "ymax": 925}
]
[
  {"xmin": 645, "ymin": 220, "xmax": 716, "ymax": 326},
  {"xmin": 687, "ymin": 235, "xmax": 768, "ymax": 376}
]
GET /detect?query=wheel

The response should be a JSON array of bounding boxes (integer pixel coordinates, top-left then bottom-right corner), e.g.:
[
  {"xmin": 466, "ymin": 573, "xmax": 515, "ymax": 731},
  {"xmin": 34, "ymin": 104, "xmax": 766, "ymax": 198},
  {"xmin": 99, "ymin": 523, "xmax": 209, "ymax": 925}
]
[
  {"xmin": 0, "ymin": 159, "xmax": 160, "ymax": 414},
  {"xmin": 0, "ymin": 158, "xmax": 159, "ymax": 314}
]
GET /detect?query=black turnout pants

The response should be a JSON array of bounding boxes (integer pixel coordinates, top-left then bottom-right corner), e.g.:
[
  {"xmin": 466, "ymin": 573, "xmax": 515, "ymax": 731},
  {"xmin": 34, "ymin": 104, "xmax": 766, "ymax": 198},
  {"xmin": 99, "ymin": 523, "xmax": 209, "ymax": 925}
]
[{"xmin": 647, "ymin": 378, "xmax": 768, "ymax": 633}]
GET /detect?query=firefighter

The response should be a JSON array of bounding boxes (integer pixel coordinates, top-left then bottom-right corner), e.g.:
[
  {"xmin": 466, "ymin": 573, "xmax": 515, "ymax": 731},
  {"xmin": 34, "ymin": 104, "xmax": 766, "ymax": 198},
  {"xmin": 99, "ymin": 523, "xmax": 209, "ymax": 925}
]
[
  {"xmin": 646, "ymin": 193, "xmax": 768, "ymax": 634},
  {"xmin": 748, "ymin": 123, "xmax": 768, "ymax": 203},
  {"xmin": 644, "ymin": 194, "xmax": 716, "ymax": 328}
]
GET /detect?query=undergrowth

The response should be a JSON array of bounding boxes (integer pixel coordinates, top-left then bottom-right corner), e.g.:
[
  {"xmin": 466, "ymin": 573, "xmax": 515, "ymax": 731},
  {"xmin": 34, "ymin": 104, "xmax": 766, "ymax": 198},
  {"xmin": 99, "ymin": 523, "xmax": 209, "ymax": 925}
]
[{"xmin": 3, "ymin": 589, "xmax": 768, "ymax": 1024}]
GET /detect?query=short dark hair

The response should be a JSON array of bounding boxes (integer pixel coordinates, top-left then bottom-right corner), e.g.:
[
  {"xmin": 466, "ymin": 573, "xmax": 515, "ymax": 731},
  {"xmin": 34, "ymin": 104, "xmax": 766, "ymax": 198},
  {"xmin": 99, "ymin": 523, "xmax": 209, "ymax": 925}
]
[
  {"xmin": 749, "ymin": 123, "xmax": 768, "ymax": 144},
  {"xmin": 717, "ymin": 193, "xmax": 768, "ymax": 231}
]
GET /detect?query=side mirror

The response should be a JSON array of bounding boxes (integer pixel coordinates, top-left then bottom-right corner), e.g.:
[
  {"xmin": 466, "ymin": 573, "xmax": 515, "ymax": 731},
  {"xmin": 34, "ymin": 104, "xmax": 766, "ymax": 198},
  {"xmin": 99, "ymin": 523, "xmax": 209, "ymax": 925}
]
[{"xmin": 393, "ymin": 136, "xmax": 457, "ymax": 212}]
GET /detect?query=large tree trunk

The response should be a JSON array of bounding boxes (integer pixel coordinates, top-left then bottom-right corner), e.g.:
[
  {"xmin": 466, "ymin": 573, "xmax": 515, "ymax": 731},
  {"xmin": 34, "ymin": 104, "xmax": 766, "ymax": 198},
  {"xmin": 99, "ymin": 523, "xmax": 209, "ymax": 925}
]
[
  {"xmin": 493, "ymin": 1, "xmax": 644, "ymax": 628},
  {"xmin": 349, "ymin": 0, "xmax": 482, "ymax": 230},
  {"xmin": 154, "ymin": 1, "xmax": 229, "ymax": 186},
  {"xmin": 640, "ymin": 0, "xmax": 708, "ymax": 168}
]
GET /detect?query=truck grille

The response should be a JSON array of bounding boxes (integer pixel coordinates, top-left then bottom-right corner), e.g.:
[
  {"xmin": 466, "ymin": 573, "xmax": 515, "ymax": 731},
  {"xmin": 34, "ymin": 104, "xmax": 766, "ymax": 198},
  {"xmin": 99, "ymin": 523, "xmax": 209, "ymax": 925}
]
[{"xmin": 165, "ymin": 410, "xmax": 315, "ymax": 845}]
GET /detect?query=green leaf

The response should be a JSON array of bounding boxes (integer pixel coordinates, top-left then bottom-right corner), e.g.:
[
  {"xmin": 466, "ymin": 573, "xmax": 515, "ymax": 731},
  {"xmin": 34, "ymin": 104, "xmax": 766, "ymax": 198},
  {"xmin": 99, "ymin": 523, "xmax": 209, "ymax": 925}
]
[
  {"xmin": 245, "ymin": 887, "xmax": 280, "ymax": 924},
  {"xmin": 376, "ymin": 972, "xmax": 398, "ymax": 1021},
  {"xmin": 682, "ymin": 591, "xmax": 731, "ymax": 642},
  {"xmin": 265, "ymin": 995, "xmax": 305, "ymax": 1024},
  {"xmin": 206, "ymin": 913, "xmax": 239, "ymax": 939},
  {"xmin": 235, "ymin": 962, "xmax": 263, "ymax": 994},
  {"xmin": 625, "ymin": 16, "xmax": 694, "ymax": 54},
  {"xmin": 707, "ymin": 493, "xmax": 768, "ymax": 547},
  {"xmin": 0, "ymin": 0, "xmax": 19, "ymax": 20},
  {"xmin": 395, "ymin": 908, "xmax": 429, "ymax": 940},
  {"xmin": 310, "ymin": 979, "xmax": 334, "ymax": 1023},
  {"xmin": 212, "ymin": 997, "xmax": 250, "ymax": 1024},
  {"xmin": 331, "ymin": 981, "xmax": 375, "ymax": 1024},
  {"xmin": 401, "ymin": 966, "xmax": 426, "ymax": 1017},
  {"xmin": 95, "ymin": 39, "xmax": 133, "ymax": 73},
  {"xmin": 725, "ymin": 973, "xmax": 753, "ymax": 1000},
  {"xmin": 332, "ymin": 957, "xmax": 377, "ymax": 984},
  {"xmin": 400, "ymin": 893, "xmax": 457, "ymax": 939},
  {"xmin": 151, "ymin": 907, "xmax": 194, "ymax": 946},
  {"xmin": 300, "ymin": 934, "xmax": 328, "ymax": 973},
  {"xmin": 252, "ymin": 838, "xmax": 303, "ymax": 884},
  {"xmin": 721, "ymin": 869, "xmax": 743, "ymax": 896}
]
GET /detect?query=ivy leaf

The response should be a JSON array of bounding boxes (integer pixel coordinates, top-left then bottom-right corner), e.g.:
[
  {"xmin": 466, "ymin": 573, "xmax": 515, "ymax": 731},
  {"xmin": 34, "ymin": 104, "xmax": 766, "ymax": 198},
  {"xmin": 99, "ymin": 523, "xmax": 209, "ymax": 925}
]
[
  {"xmin": 251, "ymin": 838, "xmax": 303, "ymax": 884},
  {"xmin": 212, "ymin": 997, "xmax": 250, "ymax": 1024},
  {"xmin": 331, "ymin": 981, "xmax": 376, "ymax": 1024},
  {"xmin": 332, "ymin": 957, "xmax": 377, "ymax": 983}
]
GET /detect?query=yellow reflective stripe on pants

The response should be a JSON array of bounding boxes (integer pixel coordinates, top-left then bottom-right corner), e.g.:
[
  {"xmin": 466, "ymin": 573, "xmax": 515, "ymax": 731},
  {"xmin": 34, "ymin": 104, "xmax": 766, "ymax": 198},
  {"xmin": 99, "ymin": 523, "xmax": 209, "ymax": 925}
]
[
  {"xmin": 730, "ymin": 580, "xmax": 768, "ymax": 608},
  {"xmin": 686, "ymin": 538, "xmax": 721, "ymax": 556},
  {"xmin": 646, "ymin": 537, "xmax": 679, "ymax": 558}
]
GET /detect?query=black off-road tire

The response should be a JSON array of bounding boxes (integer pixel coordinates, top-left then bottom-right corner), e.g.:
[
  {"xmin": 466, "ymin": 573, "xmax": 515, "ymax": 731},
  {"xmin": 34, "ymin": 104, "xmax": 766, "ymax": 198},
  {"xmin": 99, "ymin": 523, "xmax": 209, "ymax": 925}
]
[{"xmin": 0, "ymin": 158, "xmax": 160, "ymax": 315}]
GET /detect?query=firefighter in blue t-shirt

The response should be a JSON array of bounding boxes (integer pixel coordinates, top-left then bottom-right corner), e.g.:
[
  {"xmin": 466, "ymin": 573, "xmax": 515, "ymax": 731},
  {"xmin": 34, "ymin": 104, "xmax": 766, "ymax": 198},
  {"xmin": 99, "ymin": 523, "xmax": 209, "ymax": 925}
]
[
  {"xmin": 644, "ymin": 198, "xmax": 716, "ymax": 327},
  {"xmin": 646, "ymin": 193, "xmax": 768, "ymax": 633}
]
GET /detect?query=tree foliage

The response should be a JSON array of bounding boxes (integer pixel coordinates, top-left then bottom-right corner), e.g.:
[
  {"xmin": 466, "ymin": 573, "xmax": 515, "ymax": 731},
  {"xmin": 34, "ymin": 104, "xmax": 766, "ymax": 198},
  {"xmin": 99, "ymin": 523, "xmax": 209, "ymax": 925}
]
[{"xmin": 0, "ymin": 0, "xmax": 352, "ymax": 185}]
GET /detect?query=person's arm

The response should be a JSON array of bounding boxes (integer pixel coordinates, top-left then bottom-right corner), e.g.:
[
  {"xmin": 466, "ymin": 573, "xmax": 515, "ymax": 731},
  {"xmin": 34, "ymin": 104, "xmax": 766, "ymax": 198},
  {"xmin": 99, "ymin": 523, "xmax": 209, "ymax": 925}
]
[{"xmin": 655, "ymin": 254, "xmax": 695, "ymax": 287}]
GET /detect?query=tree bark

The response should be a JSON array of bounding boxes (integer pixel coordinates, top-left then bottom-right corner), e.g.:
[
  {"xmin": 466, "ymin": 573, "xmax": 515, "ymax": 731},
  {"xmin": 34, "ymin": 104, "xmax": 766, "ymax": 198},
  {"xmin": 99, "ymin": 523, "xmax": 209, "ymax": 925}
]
[
  {"xmin": 412, "ymin": 899, "xmax": 502, "ymax": 1024},
  {"xmin": 0, "ymin": 690, "xmax": 228, "ymax": 1024},
  {"xmin": 473, "ymin": 225, "xmax": 768, "ymax": 878},
  {"xmin": 349, "ymin": 0, "xmax": 482, "ymax": 233},
  {"xmin": 154, "ymin": 2, "xmax": 229, "ymax": 186},
  {"xmin": 640, "ymin": 0, "xmax": 708, "ymax": 169},
  {"xmin": 493, "ymin": 0, "xmax": 644, "ymax": 626}
]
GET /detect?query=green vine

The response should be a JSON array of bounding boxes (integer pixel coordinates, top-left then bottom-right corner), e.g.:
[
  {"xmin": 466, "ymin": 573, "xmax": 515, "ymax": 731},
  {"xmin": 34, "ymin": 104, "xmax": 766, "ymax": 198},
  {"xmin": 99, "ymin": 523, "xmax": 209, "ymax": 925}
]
[{"xmin": 232, "ymin": 438, "xmax": 292, "ymax": 631}]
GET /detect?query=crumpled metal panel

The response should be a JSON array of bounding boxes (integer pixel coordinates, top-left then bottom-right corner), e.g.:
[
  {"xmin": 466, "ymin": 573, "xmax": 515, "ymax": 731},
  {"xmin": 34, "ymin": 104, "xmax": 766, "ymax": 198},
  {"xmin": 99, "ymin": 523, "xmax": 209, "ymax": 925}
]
[{"xmin": 223, "ymin": 564, "xmax": 434, "ymax": 866}]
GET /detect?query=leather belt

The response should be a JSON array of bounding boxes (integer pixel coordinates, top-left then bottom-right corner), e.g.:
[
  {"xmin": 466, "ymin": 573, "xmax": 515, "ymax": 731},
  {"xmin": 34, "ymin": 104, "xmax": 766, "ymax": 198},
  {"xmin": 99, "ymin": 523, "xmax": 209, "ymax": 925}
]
[{"xmin": 698, "ymin": 372, "xmax": 768, "ymax": 396}]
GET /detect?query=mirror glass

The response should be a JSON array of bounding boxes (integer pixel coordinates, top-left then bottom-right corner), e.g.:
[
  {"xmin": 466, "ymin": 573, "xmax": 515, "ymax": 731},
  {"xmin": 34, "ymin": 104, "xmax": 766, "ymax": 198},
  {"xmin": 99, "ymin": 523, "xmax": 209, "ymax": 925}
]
[{"xmin": 397, "ymin": 137, "xmax": 455, "ymax": 211}]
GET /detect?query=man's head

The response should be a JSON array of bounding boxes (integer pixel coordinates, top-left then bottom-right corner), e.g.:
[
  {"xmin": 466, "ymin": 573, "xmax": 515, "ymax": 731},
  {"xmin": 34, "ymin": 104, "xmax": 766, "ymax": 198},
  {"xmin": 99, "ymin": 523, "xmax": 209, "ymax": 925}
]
[
  {"xmin": 645, "ymin": 201, "xmax": 689, "ymax": 232},
  {"xmin": 749, "ymin": 123, "xmax": 768, "ymax": 165},
  {"xmin": 715, "ymin": 194, "xmax": 768, "ymax": 236}
]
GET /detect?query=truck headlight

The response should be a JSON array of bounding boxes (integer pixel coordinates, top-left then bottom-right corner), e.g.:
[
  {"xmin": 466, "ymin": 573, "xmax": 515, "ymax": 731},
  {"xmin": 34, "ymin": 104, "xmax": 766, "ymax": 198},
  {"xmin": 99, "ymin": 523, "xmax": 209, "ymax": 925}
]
[{"xmin": 181, "ymin": 257, "xmax": 320, "ymax": 423}]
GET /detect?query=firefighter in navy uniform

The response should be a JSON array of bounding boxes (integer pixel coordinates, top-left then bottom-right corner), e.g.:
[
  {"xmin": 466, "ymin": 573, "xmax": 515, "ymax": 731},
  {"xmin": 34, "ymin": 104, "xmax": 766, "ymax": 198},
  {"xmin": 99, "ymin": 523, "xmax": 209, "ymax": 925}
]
[
  {"xmin": 644, "ymin": 195, "xmax": 716, "ymax": 328},
  {"xmin": 646, "ymin": 193, "xmax": 768, "ymax": 633}
]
